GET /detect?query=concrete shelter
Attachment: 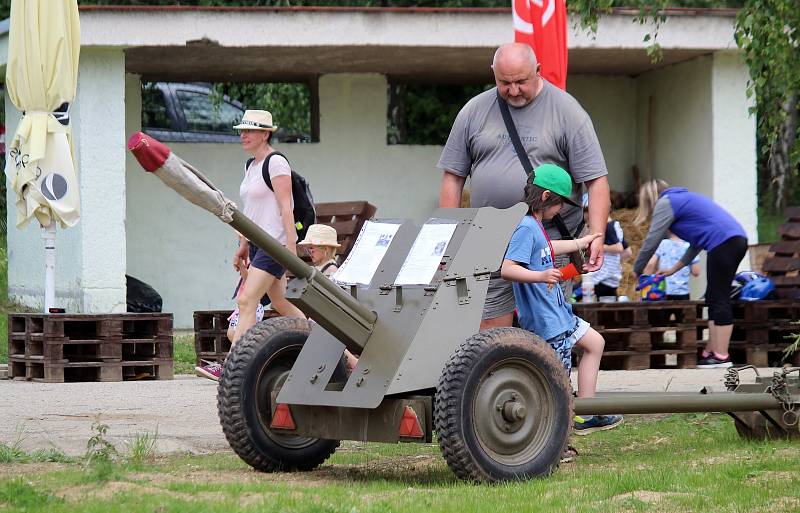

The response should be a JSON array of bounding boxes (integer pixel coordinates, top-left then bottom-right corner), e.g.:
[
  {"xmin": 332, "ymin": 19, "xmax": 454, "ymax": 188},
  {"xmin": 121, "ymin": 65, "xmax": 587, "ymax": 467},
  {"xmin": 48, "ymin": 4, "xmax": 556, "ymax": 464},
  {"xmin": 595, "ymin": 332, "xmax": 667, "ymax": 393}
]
[{"xmin": 1, "ymin": 6, "xmax": 756, "ymax": 327}]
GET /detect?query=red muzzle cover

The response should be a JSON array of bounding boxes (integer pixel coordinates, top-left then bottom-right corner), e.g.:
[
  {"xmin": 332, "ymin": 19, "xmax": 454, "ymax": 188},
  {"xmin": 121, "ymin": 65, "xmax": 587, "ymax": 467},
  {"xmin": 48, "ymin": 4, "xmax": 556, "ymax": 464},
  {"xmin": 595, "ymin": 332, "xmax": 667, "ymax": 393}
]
[{"xmin": 127, "ymin": 132, "xmax": 170, "ymax": 173}]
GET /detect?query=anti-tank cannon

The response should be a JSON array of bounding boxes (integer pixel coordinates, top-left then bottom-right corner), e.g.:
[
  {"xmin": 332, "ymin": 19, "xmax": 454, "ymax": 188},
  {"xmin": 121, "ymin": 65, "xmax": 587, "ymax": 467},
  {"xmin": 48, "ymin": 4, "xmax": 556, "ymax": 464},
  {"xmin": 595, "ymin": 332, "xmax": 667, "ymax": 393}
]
[{"xmin": 129, "ymin": 133, "xmax": 799, "ymax": 483}]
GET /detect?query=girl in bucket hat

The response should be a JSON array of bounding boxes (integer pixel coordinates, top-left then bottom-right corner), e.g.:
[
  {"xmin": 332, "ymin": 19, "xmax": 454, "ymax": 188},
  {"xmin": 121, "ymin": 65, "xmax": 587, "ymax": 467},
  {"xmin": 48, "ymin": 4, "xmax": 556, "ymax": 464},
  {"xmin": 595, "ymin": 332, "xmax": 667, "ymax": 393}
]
[
  {"xmin": 298, "ymin": 224, "xmax": 358, "ymax": 371},
  {"xmin": 501, "ymin": 164, "xmax": 623, "ymax": 437},
  {"xmin": 298, "ymin": 224, "xmax": 341, "ymax": 278}
]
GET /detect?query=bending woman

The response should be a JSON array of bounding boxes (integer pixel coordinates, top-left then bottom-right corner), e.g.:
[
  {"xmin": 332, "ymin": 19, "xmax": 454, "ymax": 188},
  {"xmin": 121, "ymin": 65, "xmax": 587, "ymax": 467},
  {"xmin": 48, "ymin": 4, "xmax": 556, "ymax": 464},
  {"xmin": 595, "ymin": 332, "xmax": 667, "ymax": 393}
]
[
  {"xmin": 231, "ymin": 109, "xmax": 304, "ymax": 343},
  {"xmin": 632, "ymin": 180, "xmax": 747, "ymax": 368}
]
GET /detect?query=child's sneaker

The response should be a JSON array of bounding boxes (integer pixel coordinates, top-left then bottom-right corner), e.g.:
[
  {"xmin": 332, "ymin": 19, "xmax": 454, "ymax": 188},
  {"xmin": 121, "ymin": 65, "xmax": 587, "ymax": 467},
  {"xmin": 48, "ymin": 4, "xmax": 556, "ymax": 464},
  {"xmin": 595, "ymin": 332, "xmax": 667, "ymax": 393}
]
[
  {"xmin": 697, "ymin": 353, "xmax": 733, "ymax": 368},
  {"xmin": 573, "ymin": 414, "xmax": 623, "ymax": 435},
  {"xmin": 195, "ymin": 360, "xmax": 223, "ymax": 381}
]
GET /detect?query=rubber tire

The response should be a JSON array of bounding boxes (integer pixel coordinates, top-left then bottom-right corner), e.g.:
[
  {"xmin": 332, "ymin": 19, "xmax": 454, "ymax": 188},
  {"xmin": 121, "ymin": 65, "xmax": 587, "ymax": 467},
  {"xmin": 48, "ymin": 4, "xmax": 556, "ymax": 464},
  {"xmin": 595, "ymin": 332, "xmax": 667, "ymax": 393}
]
[
  {"xmin": 435, "ymin": 327, "xmax": 573, "ymax": 483},
  {"xmin": 217, "ymin": 316, "xmax": 339, "ymax": 472}
]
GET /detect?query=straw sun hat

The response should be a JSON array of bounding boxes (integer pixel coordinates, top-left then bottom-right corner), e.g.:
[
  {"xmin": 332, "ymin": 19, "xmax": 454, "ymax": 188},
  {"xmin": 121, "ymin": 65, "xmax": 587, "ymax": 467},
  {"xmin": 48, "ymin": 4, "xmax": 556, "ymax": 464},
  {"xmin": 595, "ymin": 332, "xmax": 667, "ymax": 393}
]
[
  {"xmin": 233, "ymin": 110, "xmax": 278, "ymax": 131},
  {"xmin": 297, "ymin": 224, "xmax": 340, "ymax": 248}
]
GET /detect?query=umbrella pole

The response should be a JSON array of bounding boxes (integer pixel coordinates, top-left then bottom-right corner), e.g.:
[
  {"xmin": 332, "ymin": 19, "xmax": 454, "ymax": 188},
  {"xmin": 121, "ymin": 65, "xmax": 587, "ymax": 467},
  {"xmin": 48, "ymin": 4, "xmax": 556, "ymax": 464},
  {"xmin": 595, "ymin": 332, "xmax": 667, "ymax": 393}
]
[{"xmin": 42, "ymin": 223, "xmax": 56, "ymax": 312}]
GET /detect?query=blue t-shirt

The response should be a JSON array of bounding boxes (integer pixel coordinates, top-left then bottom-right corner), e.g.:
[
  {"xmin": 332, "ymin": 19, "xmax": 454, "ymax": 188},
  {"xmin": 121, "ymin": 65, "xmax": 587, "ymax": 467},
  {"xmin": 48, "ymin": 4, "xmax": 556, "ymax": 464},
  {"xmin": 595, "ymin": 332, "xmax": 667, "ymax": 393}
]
[
  {"xmin": 655, "ymin": 238, "xmax": 700, "ymax": 295},
  {"xmin": 505, "ymin": 216, "xmax": 574, "ymax": 341}
]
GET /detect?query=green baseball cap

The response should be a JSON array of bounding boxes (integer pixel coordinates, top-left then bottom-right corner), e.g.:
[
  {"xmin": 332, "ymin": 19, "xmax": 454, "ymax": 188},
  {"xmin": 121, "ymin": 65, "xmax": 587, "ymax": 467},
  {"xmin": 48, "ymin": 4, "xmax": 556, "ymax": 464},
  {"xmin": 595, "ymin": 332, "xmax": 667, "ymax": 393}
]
[{"xmin": 531, "ymin": 164, "xmax": 580, "ymax": 207}]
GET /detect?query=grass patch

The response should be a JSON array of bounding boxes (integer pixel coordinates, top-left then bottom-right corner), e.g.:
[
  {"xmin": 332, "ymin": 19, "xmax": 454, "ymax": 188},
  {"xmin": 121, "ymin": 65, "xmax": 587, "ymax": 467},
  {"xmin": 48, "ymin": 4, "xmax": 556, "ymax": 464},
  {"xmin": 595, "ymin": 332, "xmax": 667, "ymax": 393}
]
[
  {"xmin": 0, "ymin": 414, "xmax": 797, "ymax": 513},
  {"xmin": 125, "ymin": 429, "xmax": 159, "ymax": 465},
  {"xmin": 0, "ymin": 440, "xmax": 73, "ymax": 464},
  {"xmin": 757, "ymin": 205, "xmax": 783, "ymax": 243},
  {"xmin": 173, "ymin": 334, "xmax": 196, "ymax": 375}
]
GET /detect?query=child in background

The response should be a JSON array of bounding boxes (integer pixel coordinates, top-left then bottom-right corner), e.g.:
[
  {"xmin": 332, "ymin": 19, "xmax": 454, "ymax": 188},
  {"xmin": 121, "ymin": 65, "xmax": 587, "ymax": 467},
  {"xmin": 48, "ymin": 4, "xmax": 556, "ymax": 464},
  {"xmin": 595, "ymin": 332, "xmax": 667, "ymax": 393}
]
[
  {"xmin": 501, "ymin": 164, "xmax": 623, "ymax": 435},
  {"xmin": 644, "ymin": 231, "xmax": 701, "ymax": 300},
  {"xmin": 298, "ymin": 224, "xmax": 341, "ymax": 278},
  {"xmin": 585, "ymin": 199, "xmax": 630, "ymax": 299}
]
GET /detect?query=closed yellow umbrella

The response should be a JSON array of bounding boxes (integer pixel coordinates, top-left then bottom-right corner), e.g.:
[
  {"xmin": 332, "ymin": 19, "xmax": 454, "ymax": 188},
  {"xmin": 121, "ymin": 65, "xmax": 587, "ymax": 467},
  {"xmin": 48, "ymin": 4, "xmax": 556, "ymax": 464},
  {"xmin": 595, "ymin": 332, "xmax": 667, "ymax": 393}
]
[{"xmin": 5, "ymin": 0, "xmax": 80, "ymax": 310}]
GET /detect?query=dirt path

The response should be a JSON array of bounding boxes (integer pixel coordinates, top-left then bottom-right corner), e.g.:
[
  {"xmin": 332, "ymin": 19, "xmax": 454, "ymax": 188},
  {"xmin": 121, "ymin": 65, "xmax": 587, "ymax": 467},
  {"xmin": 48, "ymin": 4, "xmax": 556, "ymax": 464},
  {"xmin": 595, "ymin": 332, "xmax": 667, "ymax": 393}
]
[{"xmin": 0, "ymin": 368, "xmax": 759, "ymax": 456}]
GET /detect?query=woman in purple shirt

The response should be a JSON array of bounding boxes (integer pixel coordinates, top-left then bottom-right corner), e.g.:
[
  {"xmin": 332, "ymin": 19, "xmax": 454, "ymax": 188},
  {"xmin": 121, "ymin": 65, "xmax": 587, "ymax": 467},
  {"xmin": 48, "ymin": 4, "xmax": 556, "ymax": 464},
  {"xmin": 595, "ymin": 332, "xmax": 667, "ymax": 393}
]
[{"xmin": 633, "ymin": 180, "xmax": 748, "ymax": 368}]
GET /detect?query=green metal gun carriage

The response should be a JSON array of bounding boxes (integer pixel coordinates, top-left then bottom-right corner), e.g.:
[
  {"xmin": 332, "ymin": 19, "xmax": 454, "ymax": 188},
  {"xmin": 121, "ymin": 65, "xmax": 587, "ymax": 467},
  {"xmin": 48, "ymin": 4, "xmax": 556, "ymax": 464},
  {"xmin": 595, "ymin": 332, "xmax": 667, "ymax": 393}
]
[{"xmin": 129, "ymin": 133, "xmax": 799, "ymax": 483}]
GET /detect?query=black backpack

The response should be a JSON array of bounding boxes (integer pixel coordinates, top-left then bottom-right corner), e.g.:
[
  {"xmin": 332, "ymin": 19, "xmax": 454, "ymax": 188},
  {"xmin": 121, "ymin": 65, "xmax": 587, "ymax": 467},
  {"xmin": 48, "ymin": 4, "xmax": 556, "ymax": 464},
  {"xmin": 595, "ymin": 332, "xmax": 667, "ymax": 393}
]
[{"xmin": 246, "ymin": 151, "xmax": 316, "ymax": 241}]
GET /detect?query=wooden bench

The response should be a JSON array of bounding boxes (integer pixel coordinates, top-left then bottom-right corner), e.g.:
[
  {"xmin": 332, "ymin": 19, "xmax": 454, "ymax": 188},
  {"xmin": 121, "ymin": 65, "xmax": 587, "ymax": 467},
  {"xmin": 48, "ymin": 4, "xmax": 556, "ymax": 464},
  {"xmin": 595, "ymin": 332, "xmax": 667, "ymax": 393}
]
[{"xmin": 314, "ymin": 201, "xmax": 377, "ymax": 262}]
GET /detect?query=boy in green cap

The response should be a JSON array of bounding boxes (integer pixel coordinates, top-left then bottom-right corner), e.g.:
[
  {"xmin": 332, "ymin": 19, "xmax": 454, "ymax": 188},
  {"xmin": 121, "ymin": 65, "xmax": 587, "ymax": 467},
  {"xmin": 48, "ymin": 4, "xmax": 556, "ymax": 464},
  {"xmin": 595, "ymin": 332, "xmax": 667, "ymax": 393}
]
[{"xmin": 501, "ymin": 163, "xmax": 623, "ymax": 435}]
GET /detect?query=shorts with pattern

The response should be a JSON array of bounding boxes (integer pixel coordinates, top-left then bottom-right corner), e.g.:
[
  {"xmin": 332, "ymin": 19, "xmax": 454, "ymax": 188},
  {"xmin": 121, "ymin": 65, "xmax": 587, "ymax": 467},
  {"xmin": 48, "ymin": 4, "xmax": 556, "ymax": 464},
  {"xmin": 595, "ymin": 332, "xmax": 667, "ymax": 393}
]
[
  {"xmin": 546, "ymin": 316, "xmax": 590, "ymax": 372},
  {"xmin": 228, "ymin": 303, "xmax": 265, "ymax": 330}
]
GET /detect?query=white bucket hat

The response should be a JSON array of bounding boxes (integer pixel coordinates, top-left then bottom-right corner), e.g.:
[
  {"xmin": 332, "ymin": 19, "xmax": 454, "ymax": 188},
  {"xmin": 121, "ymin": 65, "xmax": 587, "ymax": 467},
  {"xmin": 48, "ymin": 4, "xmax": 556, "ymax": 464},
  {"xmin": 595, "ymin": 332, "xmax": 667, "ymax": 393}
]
[
  {"xmin": 298, "ymin": 224, "xmax": 340, "ymax": 248},
  {"xmin": 233, "ymin": 110, "xmax": 278, "ymax": 131}
]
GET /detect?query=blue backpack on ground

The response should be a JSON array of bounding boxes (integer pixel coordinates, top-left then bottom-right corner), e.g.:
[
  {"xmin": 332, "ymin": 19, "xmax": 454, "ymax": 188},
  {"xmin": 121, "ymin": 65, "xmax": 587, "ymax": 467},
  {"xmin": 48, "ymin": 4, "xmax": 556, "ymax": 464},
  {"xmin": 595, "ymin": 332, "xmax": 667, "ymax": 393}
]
[{"xmin": 246, "ymin": 151, "xmax": 316, "ymax": 241}]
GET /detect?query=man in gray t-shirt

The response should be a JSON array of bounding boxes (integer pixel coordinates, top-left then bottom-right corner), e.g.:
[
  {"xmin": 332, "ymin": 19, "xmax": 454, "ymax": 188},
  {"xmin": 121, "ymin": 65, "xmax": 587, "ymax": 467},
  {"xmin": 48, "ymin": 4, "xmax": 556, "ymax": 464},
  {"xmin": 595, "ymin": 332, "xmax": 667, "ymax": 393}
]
[{"xmin": 437, "ymin": 43, "xmax": 610, "ymax": 329}]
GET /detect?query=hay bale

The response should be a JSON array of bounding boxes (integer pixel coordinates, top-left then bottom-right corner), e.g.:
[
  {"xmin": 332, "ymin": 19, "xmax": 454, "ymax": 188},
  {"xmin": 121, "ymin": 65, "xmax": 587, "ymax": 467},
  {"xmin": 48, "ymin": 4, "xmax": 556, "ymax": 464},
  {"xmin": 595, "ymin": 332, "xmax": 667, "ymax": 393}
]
[{"xmin": 613, "ymin": 208, "xmax": 648, "ymax": 300}]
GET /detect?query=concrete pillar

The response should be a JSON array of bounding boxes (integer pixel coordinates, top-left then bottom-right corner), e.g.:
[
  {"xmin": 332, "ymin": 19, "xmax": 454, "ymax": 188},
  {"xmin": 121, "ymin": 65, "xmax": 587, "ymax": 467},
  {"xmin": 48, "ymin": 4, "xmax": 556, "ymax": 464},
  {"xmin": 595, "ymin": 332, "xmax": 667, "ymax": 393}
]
[
  {"xmin": 711, "ymin": 50, "xmax": 758, "ymax": 244},
  {"xmin": 72, "ymin": 48, "xmax": 128, "ymax": 312}
]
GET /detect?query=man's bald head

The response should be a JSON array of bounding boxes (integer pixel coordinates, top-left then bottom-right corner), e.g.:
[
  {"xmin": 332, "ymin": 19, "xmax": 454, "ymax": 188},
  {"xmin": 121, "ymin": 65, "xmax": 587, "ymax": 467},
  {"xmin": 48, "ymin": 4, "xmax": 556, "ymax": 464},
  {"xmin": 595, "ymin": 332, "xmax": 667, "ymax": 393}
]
[
  {"xmin": 492, "ymin": 43, "xmax": 538, "ymax": 72},
  {"xmin": 492, "ymin": 43, "xmax": 542, "ymax": 108}
]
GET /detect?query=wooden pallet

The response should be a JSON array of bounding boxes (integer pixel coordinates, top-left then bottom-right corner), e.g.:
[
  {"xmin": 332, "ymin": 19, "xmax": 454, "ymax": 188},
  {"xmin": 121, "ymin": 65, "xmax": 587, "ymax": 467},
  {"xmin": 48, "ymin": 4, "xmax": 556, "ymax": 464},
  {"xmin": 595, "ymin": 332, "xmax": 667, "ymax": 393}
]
[
  {"xmin": 7, "ymin": 313, "xmax": 174, "ymax": 382},
  {"xmin": 761, "ymin": 206, "xmax": 800, "ymax": 300},
  {"xmin": 8, "ymin": 356, "xmax": 173, "ymax": 383},
  {"xmin": 572, "ymin": 300, "xmax": 703, "ymax": 330},
  {"xmin": 728, "ymin": 341, "xmax": 800, "ymax": 368}
]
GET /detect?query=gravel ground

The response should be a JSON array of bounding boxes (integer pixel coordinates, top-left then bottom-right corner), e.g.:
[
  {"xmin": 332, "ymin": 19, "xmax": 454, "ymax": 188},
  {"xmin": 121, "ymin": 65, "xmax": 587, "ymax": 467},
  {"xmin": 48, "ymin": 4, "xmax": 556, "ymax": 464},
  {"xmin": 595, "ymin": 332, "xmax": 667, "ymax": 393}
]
[{"xmin": 0, "ymin": 368, "xmax": 775, "ymax": 457}]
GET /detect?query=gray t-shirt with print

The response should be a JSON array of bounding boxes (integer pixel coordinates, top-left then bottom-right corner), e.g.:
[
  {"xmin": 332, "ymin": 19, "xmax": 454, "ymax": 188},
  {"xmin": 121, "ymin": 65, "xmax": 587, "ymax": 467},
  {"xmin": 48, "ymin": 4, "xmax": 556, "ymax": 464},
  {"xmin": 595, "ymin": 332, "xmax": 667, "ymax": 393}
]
[{"xmin": 437, "ymin": 81, "xmax": 607, "ymax": 238}]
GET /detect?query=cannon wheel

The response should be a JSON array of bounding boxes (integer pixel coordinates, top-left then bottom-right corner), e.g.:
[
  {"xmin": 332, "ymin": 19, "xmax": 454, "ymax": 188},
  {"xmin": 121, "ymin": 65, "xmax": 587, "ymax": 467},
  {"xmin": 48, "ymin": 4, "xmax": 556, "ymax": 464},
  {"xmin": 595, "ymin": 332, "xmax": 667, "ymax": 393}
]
[
  {"xmin": 217, "ymin": 317, "xmax": 339, "ymax": 472},
  {"xmin": 435, "ymin": 328, "xmax": 573, "ymax": 482}
]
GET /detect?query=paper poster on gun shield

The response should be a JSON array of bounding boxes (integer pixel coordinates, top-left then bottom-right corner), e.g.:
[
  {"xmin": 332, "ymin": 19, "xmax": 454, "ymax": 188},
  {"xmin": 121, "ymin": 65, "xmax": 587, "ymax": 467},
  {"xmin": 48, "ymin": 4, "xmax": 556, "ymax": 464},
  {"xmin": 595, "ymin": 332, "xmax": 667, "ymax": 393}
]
[
  {"xmin": 332, "ymin": 221, "xmax": 401, "ymax": 286},
  {"xmin": 395, "ymin": 221, "xmax": 458, "ymax": 286}
]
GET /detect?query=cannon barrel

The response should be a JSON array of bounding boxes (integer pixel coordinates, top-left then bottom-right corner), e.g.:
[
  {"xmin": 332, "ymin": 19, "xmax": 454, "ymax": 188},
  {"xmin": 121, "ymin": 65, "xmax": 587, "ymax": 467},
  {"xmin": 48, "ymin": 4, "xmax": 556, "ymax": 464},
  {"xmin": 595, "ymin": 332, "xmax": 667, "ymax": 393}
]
[
  {"xmin": 128, "ymin": 132, "xmax": 377, "ymax": 353},
  {"xmin": 574, "ymin": 391, "xmax": 791, "ymax": 415}
]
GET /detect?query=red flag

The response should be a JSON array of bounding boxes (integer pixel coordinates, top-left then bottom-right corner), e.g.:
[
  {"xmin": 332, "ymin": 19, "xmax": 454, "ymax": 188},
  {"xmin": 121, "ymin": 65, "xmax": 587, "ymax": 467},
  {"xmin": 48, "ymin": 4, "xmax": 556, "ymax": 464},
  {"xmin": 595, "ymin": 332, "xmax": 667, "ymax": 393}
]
[{"xmin": 512, "ymin": 0, "xmax": 568, "ymax": 90}]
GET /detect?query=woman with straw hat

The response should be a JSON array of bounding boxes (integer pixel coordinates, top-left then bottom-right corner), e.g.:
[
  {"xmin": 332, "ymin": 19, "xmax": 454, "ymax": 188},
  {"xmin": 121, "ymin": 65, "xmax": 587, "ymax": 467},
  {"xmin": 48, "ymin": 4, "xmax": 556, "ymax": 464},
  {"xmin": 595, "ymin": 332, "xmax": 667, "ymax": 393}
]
[{"xmin": 196, "ymin": 109, "xmax": 304, "ymax": 381}]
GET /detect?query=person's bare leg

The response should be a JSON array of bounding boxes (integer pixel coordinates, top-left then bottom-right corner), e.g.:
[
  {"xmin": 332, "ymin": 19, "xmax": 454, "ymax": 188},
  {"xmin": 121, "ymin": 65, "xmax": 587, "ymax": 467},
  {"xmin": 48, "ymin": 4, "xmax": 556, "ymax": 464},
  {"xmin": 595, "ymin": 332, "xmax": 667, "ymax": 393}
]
[
  {"xmin": 267, "ymin": 274, "xmax": 305, "ymax": 319},
  {"xmin": 480, "ymin": 312, "xmax": 514, "ymax": 331},
  {"xmin": 574, "ymin": 328, "xmax": 605, "ymax": 398},
  {"xmin": 233, "ymin": 268, "xmax": 276, "ymax": 344},
  {"xmin": 709, "ymin": 323, "xmax": 733, "ymax": 356},
  {"xmin": 704, "ymin": 320, "xmax": 717, "ymax": 354}
]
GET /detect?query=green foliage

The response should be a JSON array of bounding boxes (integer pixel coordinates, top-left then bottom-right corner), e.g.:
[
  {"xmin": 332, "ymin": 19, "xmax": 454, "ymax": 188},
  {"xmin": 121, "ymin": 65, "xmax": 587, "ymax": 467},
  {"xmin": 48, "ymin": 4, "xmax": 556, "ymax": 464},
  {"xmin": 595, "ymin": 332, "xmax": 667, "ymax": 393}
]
[
  {"xmin": 388, "ymin": 83, "xmax": 492, "ymax": 145},
  {"xmin": 85, "ymin": 419, "xmax": 119, "ymax": 480},
  {"xmin": 211, "ymin": 82, "xmax": 313, "ymax": 141},
  {"xmin": 735, "ymin": 0, "xmax": 800, "ymax": 208},
  {"xmin": 784, "ymin": 329, "xmax": 799, "ymax": 358}
]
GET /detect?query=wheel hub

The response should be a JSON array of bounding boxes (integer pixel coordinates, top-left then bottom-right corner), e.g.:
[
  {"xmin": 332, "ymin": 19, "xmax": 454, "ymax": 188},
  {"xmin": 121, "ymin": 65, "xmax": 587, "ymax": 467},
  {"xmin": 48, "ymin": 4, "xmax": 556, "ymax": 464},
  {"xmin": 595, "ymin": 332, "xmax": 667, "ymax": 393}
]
[{"xmin": 473, "ymin": 359, "xmax": 555, "ymax": 465}]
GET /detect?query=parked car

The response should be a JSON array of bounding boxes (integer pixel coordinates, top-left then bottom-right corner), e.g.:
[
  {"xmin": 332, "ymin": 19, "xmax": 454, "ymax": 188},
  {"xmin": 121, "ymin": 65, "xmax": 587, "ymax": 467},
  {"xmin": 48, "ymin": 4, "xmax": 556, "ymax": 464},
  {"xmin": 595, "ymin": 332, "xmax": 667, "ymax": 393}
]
[
  {"xmin": 142, "ymin": 82, "xmax": 311, "ymax": 144},
  {"xmin": 142, "ymin": 82, "xmax": 244, "ymax": 143}
]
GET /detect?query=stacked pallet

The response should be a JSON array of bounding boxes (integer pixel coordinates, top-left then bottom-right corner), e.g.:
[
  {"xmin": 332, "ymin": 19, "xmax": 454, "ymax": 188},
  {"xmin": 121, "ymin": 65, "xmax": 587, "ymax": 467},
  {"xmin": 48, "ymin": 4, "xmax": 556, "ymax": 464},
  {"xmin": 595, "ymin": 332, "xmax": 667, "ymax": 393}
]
[
  {"xmin": 693, "ymin": 300, "xmax": 800, "ymax": 367},
  {"xmin": 7, "ymin": 313, "xmax": 173, "ymax": 382},
  {"xmin": 573, "ymin": 301, "xmax": 698, "ymax": 370},
  {"xmin": 193, "ymin": 309, "xmax": 280, "ymax": 365},
  {"xmin": 761, "ymin": 206, "xmax": 800, "ymax": 300}
]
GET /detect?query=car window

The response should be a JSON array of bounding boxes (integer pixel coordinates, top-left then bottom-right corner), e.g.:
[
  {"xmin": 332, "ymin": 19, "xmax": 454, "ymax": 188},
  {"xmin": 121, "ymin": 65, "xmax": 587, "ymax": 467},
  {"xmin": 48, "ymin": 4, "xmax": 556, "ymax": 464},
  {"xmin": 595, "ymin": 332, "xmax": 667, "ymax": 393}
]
[
  {"xmin": 176, "ymin": 90, "xmax": 242, "ymax": 134},
  {"xmin": 141, "ymin": 86, "xmax": 172, "ymax": 130}
]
